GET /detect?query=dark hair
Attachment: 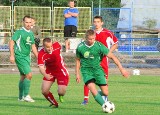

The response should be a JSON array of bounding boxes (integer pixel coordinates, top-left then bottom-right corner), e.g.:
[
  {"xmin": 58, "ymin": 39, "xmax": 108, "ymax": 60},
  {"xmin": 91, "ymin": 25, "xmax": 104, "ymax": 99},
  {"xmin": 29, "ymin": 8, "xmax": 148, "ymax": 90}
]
[
  {"xmin": 94, "ymin": 16, "xmax": 103, "ymax": 22},
  {"xmin": 85, "ymin": 29, "xmax": 95, "ymax": 39},
  {"xmin": 23, "ymin": 15, "xmax": 31, "ymax": 21},
  {"xmin": 43, "ymin": 37, "xmax": 52, "ymax": 45}
]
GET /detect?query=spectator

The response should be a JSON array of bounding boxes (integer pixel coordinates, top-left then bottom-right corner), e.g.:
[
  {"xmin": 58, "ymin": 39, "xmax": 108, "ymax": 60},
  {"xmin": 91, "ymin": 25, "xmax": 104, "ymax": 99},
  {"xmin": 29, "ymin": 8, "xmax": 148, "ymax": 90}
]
[
  {"xmin": 31, "ymin": 17, "xmax": 41, "ymax": 50},
  {"xmin": 63, "ymin": 0, "xmax": 79, "ymax": 52}
]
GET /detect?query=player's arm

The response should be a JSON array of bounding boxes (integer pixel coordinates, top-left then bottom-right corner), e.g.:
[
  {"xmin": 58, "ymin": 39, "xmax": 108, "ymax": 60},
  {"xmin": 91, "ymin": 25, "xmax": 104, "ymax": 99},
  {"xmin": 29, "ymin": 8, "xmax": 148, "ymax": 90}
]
[
  {"xmin": 9, "ymin": 40, "xmax": 15, "ymax": 64},
  {"xmin": 107, "ymin": 52, "xmax": 129, "ymax": 78},
  {"xmin": 38, "ymin": 65, "xmax": 53, "ymax": 80},
  {"xmin": 110, "ymin": 43, "xmax": 118, "ymax": 52},
  {"xmin": 75, "ymin": 58, "xmax": 81, "ymax": 83},
  {"xmin": 31, "ymin": 44, "xmax": 38, "ymax": 58}
]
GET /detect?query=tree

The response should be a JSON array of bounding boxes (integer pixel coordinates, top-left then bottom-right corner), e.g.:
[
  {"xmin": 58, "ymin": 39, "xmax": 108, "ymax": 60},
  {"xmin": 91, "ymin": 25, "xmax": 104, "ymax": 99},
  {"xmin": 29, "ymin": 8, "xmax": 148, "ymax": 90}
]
[{"xmin": 1, "ymin": 0, "xmax": 121, "ymax": 8}]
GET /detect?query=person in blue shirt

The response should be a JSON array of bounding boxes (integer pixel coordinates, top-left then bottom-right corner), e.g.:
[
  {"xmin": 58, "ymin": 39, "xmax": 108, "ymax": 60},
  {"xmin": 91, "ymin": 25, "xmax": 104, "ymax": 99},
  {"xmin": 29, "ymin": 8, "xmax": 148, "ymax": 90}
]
[{"xmin": 64, "ymin": 0, "xmax": 79, "ymax": 52}]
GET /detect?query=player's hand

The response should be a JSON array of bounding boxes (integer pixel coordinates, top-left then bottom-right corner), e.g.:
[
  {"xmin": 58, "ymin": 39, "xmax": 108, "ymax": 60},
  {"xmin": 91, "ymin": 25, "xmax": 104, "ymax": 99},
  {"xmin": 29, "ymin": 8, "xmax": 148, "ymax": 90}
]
[
  {"xmin": 121, "ymin": 68, "xmax": 130, "ymax": 78},
  {"xmin": 76, "ymin": 74, "xmax": 81, "ymax": 83},
  {"xmin": 45, "ymin": 74, "xmax": 53, "ymax": 80},
  {"xmin": 10, "ymin": 55, "xmax": 15, "ymax": 64}
]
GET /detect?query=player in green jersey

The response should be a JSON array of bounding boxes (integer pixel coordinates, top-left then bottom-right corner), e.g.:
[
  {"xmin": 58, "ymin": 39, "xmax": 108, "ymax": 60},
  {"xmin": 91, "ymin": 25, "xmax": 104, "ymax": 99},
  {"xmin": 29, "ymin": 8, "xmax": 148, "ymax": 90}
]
[
  {"xmin": 76, "ymin": 29, "xmax": 129, "ymax": 107},
  {"xmin": 9, "ymin": 15, "xmax": 38, "ymax": 102}
]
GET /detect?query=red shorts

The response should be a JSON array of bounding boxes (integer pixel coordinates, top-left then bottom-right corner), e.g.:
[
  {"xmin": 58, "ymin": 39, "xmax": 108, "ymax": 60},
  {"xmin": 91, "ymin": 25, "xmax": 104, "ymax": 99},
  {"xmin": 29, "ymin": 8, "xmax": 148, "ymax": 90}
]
[
  {"xmin": 101, "ymin": 56, "xmax": 109, "ymax": 79},
  {"xmin": 43, "ymin": 68, "xmax": 69, "ymax": 86}
]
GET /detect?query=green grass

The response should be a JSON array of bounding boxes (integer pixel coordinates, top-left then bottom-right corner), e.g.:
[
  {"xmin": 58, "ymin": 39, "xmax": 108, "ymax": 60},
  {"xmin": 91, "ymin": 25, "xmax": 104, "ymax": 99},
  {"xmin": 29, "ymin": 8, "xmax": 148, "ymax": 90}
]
[{"xmin": 0, "ymin": 74, "xmax": 160, "ymax": 115}]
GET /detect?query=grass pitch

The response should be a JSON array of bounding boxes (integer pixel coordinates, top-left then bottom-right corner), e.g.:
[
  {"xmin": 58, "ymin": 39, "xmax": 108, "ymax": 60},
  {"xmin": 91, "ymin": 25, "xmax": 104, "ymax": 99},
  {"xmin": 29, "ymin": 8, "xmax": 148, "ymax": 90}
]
[{"xmin": 0, "ymin": 74, "xmax": 160, "ymax": 115}]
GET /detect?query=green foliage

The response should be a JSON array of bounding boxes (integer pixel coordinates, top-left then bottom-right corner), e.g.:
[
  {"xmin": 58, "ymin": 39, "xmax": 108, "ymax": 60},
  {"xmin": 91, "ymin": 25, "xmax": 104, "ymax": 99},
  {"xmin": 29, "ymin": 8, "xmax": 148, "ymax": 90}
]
[
  {"xmin": 1, "ymin": 0, "xmax": 121, "ymax": 7},
  {"xmin": 143, "ymin": 18, "xmax": 157, "ymax": 30}
]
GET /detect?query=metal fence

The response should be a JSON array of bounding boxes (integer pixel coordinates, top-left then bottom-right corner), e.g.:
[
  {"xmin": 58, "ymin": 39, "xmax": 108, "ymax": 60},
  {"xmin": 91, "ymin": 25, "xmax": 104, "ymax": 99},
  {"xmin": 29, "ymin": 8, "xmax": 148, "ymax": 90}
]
[{"xmin": 0, "ymin": 6, "xmax": 160, "ymax": 75}]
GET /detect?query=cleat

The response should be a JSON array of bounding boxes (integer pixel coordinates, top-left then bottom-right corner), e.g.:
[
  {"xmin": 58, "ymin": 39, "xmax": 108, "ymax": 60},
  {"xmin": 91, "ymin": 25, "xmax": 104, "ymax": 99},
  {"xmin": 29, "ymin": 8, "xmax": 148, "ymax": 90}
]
[
  {"xmin": 81, "ymin": 100, "xmax": 88, "ymax": 105},
  {"xmin": 59, "ymin": 96, "xmax": 64, "ymax": 103},
  {"xmin": 23, "ymin": 95, "xmax": 35, "ymax": 102},
  {"xmin": 49, "ymin": 103, "xmax": 58, "ymax": 108},
  {"xmin": 18, "ymin": 98, "xmax": 24, "ymax": 101}
]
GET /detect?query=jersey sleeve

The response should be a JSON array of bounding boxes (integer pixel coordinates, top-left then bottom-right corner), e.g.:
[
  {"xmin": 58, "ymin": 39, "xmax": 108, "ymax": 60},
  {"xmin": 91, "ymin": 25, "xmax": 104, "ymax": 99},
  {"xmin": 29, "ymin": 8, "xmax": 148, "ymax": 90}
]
[
  {"xmin": 76, "ymin": 46, "xmax": 81, "ymax": 59},
  {"xmin": 37, "ymin": 51, "xmax": 44, "ymax": 66},
  {"xmin": 109, "ymin": 31, "xmax": 118, "ymax": 45},
  {"xmin": 99, "ymin": 42, "xmax": 110, "ymax": 56},
  {"xmin": 54, "ymin": 42, "xmax": 61, "ymax": 50},
  {"xmin": 11, "ymin": 30, "xmax": 20, "ymax": 41}
]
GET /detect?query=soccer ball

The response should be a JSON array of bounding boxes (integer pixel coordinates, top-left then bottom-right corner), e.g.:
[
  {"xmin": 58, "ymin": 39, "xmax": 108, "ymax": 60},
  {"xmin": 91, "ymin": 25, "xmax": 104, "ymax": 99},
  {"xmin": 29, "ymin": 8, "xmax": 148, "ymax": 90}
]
[
  {"xmin": 102, "ymin": 101, "xmax": 115, "ymax": 113},
  {"xmin": 133, "ymin": 69, "xmax": 140, "ymax": 75}
]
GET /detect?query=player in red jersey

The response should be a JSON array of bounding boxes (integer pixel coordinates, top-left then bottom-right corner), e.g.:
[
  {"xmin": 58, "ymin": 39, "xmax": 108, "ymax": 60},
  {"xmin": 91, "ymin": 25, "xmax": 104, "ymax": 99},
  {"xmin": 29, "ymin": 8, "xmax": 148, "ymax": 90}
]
[
  {"xmin": 81, "ymin": 16, "xmax": 118, "ymax": 105},
  {"xmin": 38, "ymin": 38, "xmax": 69, "ymax": 107}
]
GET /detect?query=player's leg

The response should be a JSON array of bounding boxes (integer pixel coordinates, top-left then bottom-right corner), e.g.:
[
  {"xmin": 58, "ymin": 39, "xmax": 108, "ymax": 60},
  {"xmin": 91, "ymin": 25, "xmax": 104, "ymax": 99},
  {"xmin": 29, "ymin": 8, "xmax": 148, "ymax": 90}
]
[
  {"xmin": 18, "ymin": 75, "xmax": 25, "ymax": 101},
  {"xmin": 86, "ymin": 79, "xmax": 105, "ymax": 106},
  {"xmin": 41, "ymin": 79, "xmax": 58, "ymax": 107},
  {"xmin": 100, "ymin": 56, "xmax": 109, "ymax": 102},
  {"xmin": 16, "ymin": 57, "xmax": 34, "ymax": 102},
  {"xmin": 81, "ymin": 85, "xmax": 90, "ymax": 105},
  {"xmin": 56, "ymin": 68, "xmax": 69, "ymax": 103},
  {"xmin": 57, "ymin": 85, "xmax": 67, "ymax": 103},
  {"xmin": 23, "ymin": 72, "xmax": 35, "ymax": 102}
]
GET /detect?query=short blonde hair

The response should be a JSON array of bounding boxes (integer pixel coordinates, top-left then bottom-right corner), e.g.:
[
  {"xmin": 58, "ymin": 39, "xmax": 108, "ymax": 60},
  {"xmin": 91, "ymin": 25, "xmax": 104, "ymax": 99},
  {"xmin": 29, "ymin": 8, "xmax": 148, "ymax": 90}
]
[{"xmin": 85, "ymin": 29, "xmax": 95, "ymax": 39}]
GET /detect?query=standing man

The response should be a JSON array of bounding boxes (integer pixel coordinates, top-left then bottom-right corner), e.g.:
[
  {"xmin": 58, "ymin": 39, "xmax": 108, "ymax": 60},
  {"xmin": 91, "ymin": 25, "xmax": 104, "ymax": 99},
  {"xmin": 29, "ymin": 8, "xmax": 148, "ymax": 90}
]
[
  {"xmin": 38, "ymin": 38, "xmax": 69, "ymax": 108},
  {"xmin": 31, "ymin": 17, "xmax": 41, "ymax": 50},
  {"xmin": 76, "ymin": 29, "xmax": 129, "ymax": 112},
  {"xmin": 9, "ymin": 15, "xmax": 38, "ymax": 102},
  {"xmin": 64, "ymin": 0, "xmax": 79, "ymax": 52},
  {"xmin": 82, "ymin": 16, "xmax": 119, "ymax": 105}
]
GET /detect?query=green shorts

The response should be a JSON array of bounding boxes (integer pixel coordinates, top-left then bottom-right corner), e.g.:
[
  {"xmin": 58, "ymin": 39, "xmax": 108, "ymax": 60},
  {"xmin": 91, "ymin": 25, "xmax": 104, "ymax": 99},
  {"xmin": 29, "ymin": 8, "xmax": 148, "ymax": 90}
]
[
  {"xmin": 81, "ymin": 67, "xmax": 107, "ymax": 85},
  {"xmin": 15, "ymin": 56, "xmax": 31, "ymax": 75}
]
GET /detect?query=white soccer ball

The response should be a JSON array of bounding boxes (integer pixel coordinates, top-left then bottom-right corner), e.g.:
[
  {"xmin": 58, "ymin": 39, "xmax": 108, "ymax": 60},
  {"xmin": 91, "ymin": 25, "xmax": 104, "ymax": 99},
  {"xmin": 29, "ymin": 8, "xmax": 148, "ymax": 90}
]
[
  {"xmin": 102, "ymin": 101, "xmax": 115, "ymax": 113},
  {"xmin": 133, "ymin": 69, "xmax": 140, "ymax": 75}
]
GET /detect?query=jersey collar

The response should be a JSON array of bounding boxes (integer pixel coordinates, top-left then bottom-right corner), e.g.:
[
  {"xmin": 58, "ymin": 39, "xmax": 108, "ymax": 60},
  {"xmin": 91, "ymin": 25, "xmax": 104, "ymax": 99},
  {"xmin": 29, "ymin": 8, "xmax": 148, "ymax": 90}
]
[
  {"xmin": 96, "ymin": 28, "xmax": 103, "ymax": 34},
  {"xmin": 84, "ymin": 41, "xmax": 95, "ymax": 48},
  {"xmin": 22, "ymin": 27, "xmax": 31, "ymax": 32}
]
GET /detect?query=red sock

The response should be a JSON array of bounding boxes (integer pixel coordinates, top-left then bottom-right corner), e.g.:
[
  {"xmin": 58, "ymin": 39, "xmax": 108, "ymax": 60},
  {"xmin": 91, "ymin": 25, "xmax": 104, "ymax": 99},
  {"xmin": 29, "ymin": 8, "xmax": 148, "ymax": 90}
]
[
  {"xmin": 84, "ymin": 85, "xmax": 89, "ymax": 101},
  {"xmin": 43, "ymin": 91, "xmax": 58, "ymax": 106}
]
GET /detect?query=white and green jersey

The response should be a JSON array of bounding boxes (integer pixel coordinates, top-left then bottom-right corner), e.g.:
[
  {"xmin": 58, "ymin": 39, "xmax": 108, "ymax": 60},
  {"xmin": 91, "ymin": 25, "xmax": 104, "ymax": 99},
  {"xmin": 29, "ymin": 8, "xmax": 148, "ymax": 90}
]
[
  {"xmin": 76, "ymin": 41, "xmax": 110, "ymax": 68},
  {"xmin": 12, "ymin": 27, "xmax": 35, "ymax": 57}
]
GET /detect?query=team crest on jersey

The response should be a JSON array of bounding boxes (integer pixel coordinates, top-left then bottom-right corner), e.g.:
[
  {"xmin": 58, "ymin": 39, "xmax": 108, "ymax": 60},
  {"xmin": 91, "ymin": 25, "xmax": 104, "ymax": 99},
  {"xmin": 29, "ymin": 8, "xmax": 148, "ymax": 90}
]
[
  {"xmin": 26, "ymin": 36, "xmax": 32, "ymax": 45},
  {"xmin": 84, "ymin": 51, "xmax": 90, "ymax": 58}
]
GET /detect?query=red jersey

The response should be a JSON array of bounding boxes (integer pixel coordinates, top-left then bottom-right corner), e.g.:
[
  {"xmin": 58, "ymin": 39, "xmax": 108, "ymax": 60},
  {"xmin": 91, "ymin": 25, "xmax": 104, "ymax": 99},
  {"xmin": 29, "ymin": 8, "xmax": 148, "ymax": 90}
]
[
  {"xmin": 95, "ymin": 28, "xmax": 118, "ymax": 78},
  {"xmin": 38, "ymin": 42, "xmax": 66, "ymax": 72},
  {"xmin": 95, "ymin": 28, "xmax": 118, "ymax": 49}
]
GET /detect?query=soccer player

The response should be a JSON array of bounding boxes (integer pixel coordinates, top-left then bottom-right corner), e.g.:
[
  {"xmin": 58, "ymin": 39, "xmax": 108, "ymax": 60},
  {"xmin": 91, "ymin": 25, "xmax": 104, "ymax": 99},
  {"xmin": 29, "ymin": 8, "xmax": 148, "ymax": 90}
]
[
  {"xmin": 38, "ymin": 38, "xmax": 69, "ymax": 108},
  {"xmin": 76, "ymin": 29, "xmax": 129, "ymax": 109},
  {"xmin": 9, "ymin": 15, "xmax": 38, "ymax": 102},
  {"xmin": 64, "ymin": 0, "xmax": 79, "ymax": 52},
  {"xmin": 82, "ymin": 16, "xmax": 118, "ymax": 105}
]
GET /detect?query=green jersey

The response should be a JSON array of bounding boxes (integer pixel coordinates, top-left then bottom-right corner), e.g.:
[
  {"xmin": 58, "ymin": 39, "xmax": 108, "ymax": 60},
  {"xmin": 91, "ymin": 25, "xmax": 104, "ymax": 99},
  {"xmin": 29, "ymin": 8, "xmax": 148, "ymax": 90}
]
[
  {"xmin": 12, "ymin": 27, "xmax": 35, "ymax": 57},
  {"xmin": 76, "ymin": 41, "xmax": 109, "ymax": 68}
]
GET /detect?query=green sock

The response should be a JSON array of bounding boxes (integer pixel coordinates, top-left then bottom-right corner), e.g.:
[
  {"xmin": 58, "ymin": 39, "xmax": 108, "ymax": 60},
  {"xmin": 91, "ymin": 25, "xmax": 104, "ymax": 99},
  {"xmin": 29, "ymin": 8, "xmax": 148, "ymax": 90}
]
[
  {"xmin": 94, "ymin": 93, "xmax": 105, "ymax": 106},
  {"xmin": 23, "ymin": 78, "xmax": 31, "ymax": 97},
  {"xmin": 98, "ymin": 90, "xmax": 103, "ymax": 96},
  {"xmin": 19, "ymin": 80, "xmax": 24, "ymax": 99}
]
